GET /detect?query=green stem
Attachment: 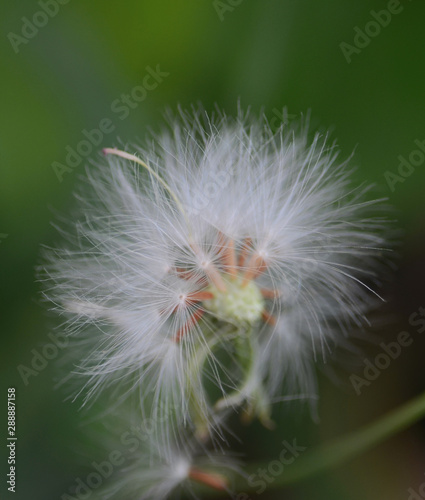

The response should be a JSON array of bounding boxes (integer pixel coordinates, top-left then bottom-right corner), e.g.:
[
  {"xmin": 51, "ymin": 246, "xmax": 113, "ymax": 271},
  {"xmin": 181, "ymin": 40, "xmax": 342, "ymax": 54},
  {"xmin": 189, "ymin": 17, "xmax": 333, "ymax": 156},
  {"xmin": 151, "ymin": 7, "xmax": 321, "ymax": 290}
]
[
  {"xmin": 230, "ymin": 390, "xmax": 425, "ymax": 492},
  {"xmin": 187, "ymin": 337, "xmax": 220, "ymax": 438},
  {"xmin": 214, "ymin": 327, "xmax": 256, "ymax": 411}
]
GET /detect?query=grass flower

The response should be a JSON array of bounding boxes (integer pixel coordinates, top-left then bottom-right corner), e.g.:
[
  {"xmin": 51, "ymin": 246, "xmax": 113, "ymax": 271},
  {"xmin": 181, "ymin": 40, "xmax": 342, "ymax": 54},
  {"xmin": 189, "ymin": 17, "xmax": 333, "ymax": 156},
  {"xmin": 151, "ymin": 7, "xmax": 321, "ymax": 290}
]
[{"xmin": 41, "ymin": 107, "xmax": 388, "ymax": 439}]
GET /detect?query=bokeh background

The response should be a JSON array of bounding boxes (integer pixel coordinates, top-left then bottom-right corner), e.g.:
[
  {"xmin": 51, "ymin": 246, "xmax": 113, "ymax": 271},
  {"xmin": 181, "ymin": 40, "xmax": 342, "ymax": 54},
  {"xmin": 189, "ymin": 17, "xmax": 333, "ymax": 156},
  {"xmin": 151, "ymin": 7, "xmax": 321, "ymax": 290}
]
[{"xmin": 1, "ymin": 1, "xmax": 425, "ymax": 499}]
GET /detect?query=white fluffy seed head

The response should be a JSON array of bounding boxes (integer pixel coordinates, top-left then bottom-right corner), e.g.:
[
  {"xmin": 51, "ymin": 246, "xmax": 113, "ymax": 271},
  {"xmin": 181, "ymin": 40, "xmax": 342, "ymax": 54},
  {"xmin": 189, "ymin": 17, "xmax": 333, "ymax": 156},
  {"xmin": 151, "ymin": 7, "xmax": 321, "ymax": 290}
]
[{"xmin": 40, "ymin": 106, "xmax": 390, "ymax": 430}]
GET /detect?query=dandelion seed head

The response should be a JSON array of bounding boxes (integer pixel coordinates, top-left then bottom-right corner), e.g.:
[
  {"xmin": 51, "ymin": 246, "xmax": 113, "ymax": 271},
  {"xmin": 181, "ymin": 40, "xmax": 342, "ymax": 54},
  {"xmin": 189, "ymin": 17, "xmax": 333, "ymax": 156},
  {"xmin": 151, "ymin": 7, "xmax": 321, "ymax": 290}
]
[{"xmin": 41, "ymin": 105, "xmax": 391, "ymax": 432}]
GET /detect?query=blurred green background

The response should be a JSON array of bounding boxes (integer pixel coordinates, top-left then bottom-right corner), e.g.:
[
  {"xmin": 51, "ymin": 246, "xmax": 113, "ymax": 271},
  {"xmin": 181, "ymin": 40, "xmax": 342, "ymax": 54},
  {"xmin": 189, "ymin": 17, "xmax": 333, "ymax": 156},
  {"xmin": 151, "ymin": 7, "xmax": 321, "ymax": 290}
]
[{"xmin": 1, "ymin": 1, "xmax": 425, "ymax": 499}]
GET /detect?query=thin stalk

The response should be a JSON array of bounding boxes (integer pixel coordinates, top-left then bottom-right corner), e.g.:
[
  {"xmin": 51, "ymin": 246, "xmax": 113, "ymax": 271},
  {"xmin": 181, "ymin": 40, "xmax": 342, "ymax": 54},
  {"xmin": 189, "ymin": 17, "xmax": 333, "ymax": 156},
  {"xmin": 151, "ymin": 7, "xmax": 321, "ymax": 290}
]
[
  {"xmin": 186, "ymin": 334, "xmax": 223, "ymax": 440},
  {"xmin": 103, "ymin": 147, "xmax": 191, "ymax": 233},
  {"xmin": 230, "ymin": 390, "xmax": 425, "ymax": 492}
]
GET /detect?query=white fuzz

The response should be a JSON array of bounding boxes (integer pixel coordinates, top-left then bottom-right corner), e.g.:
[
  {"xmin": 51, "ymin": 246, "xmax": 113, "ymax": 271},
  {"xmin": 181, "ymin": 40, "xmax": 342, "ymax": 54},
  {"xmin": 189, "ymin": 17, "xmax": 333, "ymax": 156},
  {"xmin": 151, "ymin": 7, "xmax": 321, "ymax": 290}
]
[
  {"xmin": 41, "ymin": 107, "xmax": 389, "ymax": 433},
  {"xmin": 110, "ymin": 444, "xmax": 192, "ymax": 500},
  {"xmin": 88, "ymin": 423, "xmax": 236, "ymax": 500}
]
